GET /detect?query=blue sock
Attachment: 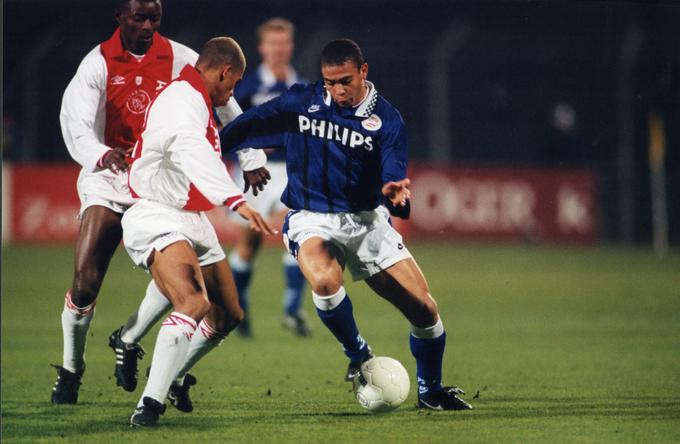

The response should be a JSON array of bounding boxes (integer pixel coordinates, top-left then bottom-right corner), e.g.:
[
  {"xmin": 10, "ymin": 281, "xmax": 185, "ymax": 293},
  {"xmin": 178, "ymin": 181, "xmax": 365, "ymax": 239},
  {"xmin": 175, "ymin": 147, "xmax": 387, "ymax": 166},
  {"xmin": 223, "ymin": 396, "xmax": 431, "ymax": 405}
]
[
  {"xmin": 229, "ymin": 252, "xmax": 252, "ymax": 313},
  {"xmin": 314, "ymin": 289, "xmax": 368, "ymax": 362},
  {"xmin": 283, "ymin": 255, "xmax": 306, "ymax": 316},
  {"xmin": 410, "ymin": 331, "xmax": 446, "ymax": 397}
]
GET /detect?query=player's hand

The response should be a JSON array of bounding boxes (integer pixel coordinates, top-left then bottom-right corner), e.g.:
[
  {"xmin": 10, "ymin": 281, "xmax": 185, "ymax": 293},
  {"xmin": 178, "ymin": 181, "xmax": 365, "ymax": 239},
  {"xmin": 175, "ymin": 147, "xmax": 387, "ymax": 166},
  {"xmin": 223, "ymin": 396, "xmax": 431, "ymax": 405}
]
[
  {"xmin": 243, "ymin": 167, "xmax": 271, "ymax": 196},
  {"xmin": 382, "ymin": 178, "xmax": 411, "ymax": 206},
  {"xmin": 100, "ymin": 147, "xmax": 129, "ymax": 174},
  {"xmin": 235, "ymin": 202, "xmax": 277, "ymax": 235}
]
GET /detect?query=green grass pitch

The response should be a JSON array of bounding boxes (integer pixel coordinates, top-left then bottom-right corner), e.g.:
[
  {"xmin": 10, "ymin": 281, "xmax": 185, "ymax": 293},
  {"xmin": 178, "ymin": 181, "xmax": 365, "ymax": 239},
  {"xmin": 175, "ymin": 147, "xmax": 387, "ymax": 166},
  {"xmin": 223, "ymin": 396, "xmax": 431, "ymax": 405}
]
[{"xmin": 2, "ymin": 243, "xmax": 679, "ymax": 443}]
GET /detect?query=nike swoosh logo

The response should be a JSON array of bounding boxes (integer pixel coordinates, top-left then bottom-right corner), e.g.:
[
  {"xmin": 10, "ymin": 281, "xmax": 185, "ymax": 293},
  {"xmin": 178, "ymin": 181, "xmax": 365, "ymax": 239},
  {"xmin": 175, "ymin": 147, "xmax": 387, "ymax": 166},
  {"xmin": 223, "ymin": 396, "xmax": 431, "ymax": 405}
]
[{"xmin": 419, "ymin": 399, "xmax": 443, "ymax": 410}]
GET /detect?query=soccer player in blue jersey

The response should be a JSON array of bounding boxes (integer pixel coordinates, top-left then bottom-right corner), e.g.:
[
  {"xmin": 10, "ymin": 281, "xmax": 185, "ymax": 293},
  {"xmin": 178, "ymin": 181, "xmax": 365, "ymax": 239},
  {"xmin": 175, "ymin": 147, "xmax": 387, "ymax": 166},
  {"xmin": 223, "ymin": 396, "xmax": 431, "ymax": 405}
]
[
  {"xmin": 229, "ymin": 18, "xmax": 310, "ymax": 337},
  {"xmin": 220, "ymin": 39, "xmax": 472, "ymax": 410}
]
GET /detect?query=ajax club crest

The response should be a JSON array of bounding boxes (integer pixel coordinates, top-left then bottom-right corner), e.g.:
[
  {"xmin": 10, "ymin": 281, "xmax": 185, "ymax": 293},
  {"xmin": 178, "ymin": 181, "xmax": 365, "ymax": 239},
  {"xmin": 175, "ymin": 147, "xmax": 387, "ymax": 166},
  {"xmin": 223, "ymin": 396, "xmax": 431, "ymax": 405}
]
[{"xmin": 126, "ymin": 89, "xmax": 151, "ymax": 114}]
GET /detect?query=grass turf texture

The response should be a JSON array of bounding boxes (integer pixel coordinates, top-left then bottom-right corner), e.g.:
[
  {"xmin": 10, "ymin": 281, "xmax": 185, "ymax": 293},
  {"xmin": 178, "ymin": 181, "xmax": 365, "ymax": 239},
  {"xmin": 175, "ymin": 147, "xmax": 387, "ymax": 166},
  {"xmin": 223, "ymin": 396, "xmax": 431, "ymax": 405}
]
[{"xmin": 2, "ymin": 243, "xmax": 679, "ymax": 443}]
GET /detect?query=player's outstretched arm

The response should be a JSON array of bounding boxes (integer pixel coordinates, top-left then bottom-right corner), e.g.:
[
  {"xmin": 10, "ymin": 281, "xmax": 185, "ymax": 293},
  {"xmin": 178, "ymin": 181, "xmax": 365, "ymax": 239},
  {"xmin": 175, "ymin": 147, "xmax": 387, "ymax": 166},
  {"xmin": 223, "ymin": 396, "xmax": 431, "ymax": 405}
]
[
  {"xmin": 382, "ymin": 178, "xmax": 411, "ymax": 207},
  {"xmin": 235, "ymin": 202, "xmax": 277, "ymax": 234}
]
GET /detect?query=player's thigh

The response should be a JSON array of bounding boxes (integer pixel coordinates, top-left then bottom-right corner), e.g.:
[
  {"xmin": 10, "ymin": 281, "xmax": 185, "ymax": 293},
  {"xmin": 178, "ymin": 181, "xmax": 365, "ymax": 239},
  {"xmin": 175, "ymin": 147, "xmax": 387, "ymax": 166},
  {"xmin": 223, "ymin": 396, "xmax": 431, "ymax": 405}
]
[
  {"xmin": 365, "ymin": 258, "xmax": 438, "ymax": 327},
  {"xmin": 235, "ymin": 225, "xmax": 263, "ymax": 261},
  {"xmin": 297, "ymin": 237, "xmax": 345, "ymax": 295},
  {"xmin": 150, "ymin": 240, "xmax": 209, "ymax": 319},
  {"xmin": 73, "ymin": 205, "xmax": 123, "ymax": 278},
  {"xmin": 201, "ymin": 259, "xmax": 243, "ymax": 329}
]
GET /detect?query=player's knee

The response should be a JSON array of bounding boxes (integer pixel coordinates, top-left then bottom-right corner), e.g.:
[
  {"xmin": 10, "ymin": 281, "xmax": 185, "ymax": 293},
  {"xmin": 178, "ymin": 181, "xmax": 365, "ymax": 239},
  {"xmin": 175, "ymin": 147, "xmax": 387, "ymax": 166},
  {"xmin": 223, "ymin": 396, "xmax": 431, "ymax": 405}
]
[
  {"xmin": 191, "ymin": 297, "xmax": 211, "ymax": 320},
  {"xmin": 71, "ymin": 269, "xmax": 103, "ymax": 306},
  {"xmin": 213, "ymin": 306, "xmax": 244, "ymax": 333},
  {"xmin": 173, "ymin": 288, "xmax": 210, "ymax": 320},
  {"xmin": 410, "ymin": 296, "xmax": 439, "ymax": 328},
  {"xmin": 309, "ymin": 273, "xmax": 341, "ymax": 296}
]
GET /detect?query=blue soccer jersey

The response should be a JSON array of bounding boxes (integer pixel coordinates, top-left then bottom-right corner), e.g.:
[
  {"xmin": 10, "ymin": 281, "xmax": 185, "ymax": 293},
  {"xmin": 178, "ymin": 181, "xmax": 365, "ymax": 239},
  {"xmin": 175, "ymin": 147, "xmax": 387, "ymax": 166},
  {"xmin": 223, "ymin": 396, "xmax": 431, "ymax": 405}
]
[
  {"xmin": 233, "ymin": 65, "xmax": 305, "ymax": 163},
  {"xmin": 234, "ymin": 64, "xmax": 303, "ymax": 111},
  {"xmin": 220, "ymin": 80, "xmax": 409, "ymax": 214}
]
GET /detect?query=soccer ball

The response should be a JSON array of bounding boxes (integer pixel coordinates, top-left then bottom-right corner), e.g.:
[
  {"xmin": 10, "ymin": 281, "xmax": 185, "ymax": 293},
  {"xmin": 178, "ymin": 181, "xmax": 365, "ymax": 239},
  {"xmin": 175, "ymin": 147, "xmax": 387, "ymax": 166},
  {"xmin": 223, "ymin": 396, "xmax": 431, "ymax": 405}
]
[{"xmin": 353, "ymin": 356, "xmax": 410, "ymax": 413}]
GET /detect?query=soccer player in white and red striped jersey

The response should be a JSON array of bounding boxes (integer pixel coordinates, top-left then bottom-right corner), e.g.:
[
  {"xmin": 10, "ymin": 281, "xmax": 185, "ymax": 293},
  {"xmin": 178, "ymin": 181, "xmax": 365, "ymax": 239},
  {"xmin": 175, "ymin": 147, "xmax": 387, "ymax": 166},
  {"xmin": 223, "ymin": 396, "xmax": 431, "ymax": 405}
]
[
  {"xmin": 54, "ymin": 0, "xmax": 263, "ymax": 404},
  {"xmin": 123, "ymin": 36, "xmax": 274, "ymax": 427}
]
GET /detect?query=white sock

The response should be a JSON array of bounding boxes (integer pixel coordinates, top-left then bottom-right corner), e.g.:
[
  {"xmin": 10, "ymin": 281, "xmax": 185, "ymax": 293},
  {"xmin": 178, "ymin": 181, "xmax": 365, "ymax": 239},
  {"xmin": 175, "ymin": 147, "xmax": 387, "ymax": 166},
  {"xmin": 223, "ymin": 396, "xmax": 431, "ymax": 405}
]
[
  {"xmin": 174, "ymin": 318, "xmax": 226, "ymax": 385},
  {"xmin": 61, "ymin": 290, "xmax": 95, "ymax": 373},
  {"xmin": 228, "ymin": 250, "xmax": 251, "ymax": 272},
  {"xmin": 411, "ymin": 317, "xmax": 445, "ymax": 339},
  {"xmin": 121, "ymin": 280, "xmax": 171, "ymax": 344},
  {"xmin": 312, "ymin": 286, "xmax": 347, "ymax": 311},
  {"xmin": 138, "ymin": 312, "xmax": 196, "ymax": 407}
]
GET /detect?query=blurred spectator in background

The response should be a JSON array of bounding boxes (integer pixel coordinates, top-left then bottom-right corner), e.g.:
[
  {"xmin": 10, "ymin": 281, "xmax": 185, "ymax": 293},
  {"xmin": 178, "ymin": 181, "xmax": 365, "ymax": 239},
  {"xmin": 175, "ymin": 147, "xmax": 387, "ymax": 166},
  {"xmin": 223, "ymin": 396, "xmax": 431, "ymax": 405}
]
[
  {"xmin": 540, "ymin": 101, "xmax": 583, "ymax": 167},
  {"xmin": 229, "ymin": 18, "xmax": 311, "ymax": 338}
]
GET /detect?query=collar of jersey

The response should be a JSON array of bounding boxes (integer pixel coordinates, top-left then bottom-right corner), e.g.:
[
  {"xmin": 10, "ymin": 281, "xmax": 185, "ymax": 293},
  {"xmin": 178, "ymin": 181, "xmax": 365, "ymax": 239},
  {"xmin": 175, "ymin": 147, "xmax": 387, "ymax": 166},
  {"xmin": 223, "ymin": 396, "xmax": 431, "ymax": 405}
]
[
  {"xmin": 108, "ymin": 27, "xmax": 164, "ymax": 63},
  {"xmin": 322, "ymin": 80, "xmax": 378, "ymax": 118},
  {"xmin": 178, "ymin": 65, "xmax": 213, "ymax": 110}
]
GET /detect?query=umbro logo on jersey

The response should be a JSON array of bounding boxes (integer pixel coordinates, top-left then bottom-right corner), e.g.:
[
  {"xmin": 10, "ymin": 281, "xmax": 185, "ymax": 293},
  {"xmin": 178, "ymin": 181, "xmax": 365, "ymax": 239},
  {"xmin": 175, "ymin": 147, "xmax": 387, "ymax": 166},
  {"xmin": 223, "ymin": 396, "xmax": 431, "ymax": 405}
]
[
  {"xmin": 111, "ymin": 75, "xmax": 125, "ymax": 85},
  {"xmin": 307, "ymin": 104, "xmax": 321, "ymax": 113}
]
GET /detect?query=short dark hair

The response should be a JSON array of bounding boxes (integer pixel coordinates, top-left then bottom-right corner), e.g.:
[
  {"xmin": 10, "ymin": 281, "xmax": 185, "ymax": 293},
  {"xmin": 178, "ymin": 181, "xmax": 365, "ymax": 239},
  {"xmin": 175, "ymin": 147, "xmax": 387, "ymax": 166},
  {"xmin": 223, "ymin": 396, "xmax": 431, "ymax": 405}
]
[
  {"xmin": 116, "ymin": 0, "xmax": 161, "ymax": 13},
  {"xmin": 320, "ymin": 39, "xmax": 365, "ymax": 69},
  {"xmin": 197, "ymin": 37, "xmax": 246, "ymax": 72}
]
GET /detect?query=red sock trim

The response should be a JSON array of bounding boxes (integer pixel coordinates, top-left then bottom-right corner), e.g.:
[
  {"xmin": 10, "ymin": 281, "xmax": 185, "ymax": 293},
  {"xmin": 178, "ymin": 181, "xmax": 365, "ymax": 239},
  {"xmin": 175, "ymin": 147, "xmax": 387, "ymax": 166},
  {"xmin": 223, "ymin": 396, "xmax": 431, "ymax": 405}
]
[{"xmin": 64, "ymin": 290, "xmax": 96, "ymax": 316}]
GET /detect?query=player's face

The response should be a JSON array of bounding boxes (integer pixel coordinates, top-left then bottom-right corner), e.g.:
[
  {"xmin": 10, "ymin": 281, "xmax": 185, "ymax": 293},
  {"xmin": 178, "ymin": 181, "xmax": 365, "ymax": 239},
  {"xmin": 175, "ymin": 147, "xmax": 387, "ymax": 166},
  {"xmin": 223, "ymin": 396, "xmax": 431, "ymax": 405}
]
[
  {"xmin": 116, "ymin": 0, "xmax": 162, "ymax": 55},
  {"xmin": 212, "ymin": 66, "xmax": 244, "ymax": 107},
  {"xmin": 322, "ymin": 61, "xmax": 368, "ymax": 108},
  {"xmin": 258, "ymin": 30, "xmax": 294, "ymax": 67}
]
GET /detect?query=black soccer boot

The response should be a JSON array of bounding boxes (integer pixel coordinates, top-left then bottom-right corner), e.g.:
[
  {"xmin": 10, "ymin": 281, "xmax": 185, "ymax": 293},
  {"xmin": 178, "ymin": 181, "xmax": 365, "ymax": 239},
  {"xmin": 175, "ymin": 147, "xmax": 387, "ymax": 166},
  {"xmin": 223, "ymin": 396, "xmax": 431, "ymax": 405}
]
[
  {"xmin": 167, "ymin": 373, "xmax": 197, "ymax": 413},
  {"xmin": 418, "ymin": 386, "xmax": 473, "ymax": 411},
  {"xmin": 282, "ymin": 311, "xmax": 312, "ymax": 337},
  {"xmin": 51, "ymin": 364, "xmax": 84, "ymax": 404},
  {"xmin": 235, "ymin": 315, "xmax": 252, "ymax": 338},
  {"xmin": 344, "ymin": 346, "xmax": 374, "ymax": 382},
  {"xmin": 108, "ymin": 326, "xmax": 145, "ymax": 392},
  {"xmin": 129, "ymin": 396, "xmax": 166, "ymax": 427}
]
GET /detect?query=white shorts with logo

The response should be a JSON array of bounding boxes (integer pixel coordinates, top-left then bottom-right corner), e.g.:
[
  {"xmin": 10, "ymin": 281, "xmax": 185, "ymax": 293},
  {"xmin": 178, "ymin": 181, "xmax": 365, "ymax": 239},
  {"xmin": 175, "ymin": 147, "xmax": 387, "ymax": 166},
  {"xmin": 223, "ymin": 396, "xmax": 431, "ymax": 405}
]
[
  {"xmin": 122, "ymin": 199, "xmax": 225, "ymax": 270},
  {"xmin": 230, "ymin": 161, "xmax": 288, "ymax": 224},
  {"xmin": 76, "ymin": 169, "xmax": 136, "ymax": 217},
  {"xmin": 282, "ymin": 207, "xmax": 413, "ymax": 281}
]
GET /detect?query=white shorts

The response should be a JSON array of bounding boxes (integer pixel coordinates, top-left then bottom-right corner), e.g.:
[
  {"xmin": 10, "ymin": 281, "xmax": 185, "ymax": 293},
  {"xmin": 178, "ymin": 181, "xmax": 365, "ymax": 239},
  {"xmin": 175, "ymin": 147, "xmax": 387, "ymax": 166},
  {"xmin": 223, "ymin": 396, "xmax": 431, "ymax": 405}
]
[
  {"xmin": 122, "ymin": 199, "xmax": 225, "ymax": 270},
  {"xmin": 230, "ymin": 161, "xmax": 288, "ymax": 224},
  {"xmin": 282, "ymin": 207, "xmax": 413, "ymax": 281},
  {"xmin": 77, "ymin": 169, "xmax": 136, "ymax": 217}
]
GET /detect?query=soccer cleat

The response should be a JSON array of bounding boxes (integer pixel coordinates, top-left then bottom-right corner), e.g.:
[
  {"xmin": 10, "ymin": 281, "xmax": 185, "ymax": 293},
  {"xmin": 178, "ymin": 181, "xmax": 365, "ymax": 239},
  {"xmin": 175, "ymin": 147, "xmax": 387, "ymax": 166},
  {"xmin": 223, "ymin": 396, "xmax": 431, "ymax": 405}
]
[
  {"xmin": 418, "ymin": 386, "xmax": 473, "ymax": 411},
  {"xmin": 129, "ymin": 396, "xmax": 166, "ymax": 427},
  {"xmin": 235, "ymin": 315, "xmax": 252, "ymax": 338},
  {"xmin": 51, "ymin": 364, "xmax": 84, "ymax": 404},
  {"xmin": 345, "ymin": 346, "xmax": 374, "ymax": 382},
  {"xmin": 108, "ymin": 326, "xmax": 145, "ymax": 392},
  {"xmin": 282, "ymin": 311, "xmax": 312, "ymax": 337},
  {"xmin": 167, "ymin": 374, "xmax": 197, "ymax": 413}
]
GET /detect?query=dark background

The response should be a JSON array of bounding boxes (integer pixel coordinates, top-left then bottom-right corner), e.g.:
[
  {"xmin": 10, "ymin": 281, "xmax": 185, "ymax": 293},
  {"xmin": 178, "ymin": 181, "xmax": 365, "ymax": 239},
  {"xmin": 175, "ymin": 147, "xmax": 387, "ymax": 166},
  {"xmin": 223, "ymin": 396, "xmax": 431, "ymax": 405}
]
[{"xmin": 3, "ymin": 0, "xmax": 679, "ymax": 243}]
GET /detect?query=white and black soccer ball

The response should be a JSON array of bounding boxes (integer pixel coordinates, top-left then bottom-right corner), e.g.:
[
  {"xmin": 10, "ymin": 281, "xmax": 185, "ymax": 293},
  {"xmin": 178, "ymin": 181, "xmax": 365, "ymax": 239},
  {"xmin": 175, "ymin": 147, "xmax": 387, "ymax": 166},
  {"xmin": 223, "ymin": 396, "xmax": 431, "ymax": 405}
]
[{"xmin": 353, "ymin": 356, "xmax": 410, "ymax": 413}]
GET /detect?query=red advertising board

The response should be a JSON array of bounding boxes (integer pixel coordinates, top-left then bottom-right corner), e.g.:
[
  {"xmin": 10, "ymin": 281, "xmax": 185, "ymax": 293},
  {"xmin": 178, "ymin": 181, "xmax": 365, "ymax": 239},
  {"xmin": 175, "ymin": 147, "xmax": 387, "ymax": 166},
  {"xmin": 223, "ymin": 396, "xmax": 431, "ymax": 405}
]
[
  {"xmin": 2, "ymin": 163, "xmax": 597, "ymax": 244},
  {"xmin": 407, "ymin": 164, "xmax": 597, "ymax": 243},
  {"xmin": 6, "ymin": 164, "xmax": 81, "ymax": 243}
]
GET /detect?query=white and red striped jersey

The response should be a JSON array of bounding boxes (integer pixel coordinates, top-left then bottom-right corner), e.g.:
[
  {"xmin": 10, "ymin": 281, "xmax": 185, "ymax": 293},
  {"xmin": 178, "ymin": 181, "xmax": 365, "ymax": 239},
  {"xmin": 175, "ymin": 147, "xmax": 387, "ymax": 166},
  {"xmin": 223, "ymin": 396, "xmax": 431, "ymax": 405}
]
[
  {"xmin": 60, "ymin": 28, "xmax": 200, "ymax": 172},
  {"xmin": 59, "ymin": 28, "xmax": 254, "ymax": 207},
  {"xmin": 128, "ymin": 65, "xmax": 246, "ymax": 212}
]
